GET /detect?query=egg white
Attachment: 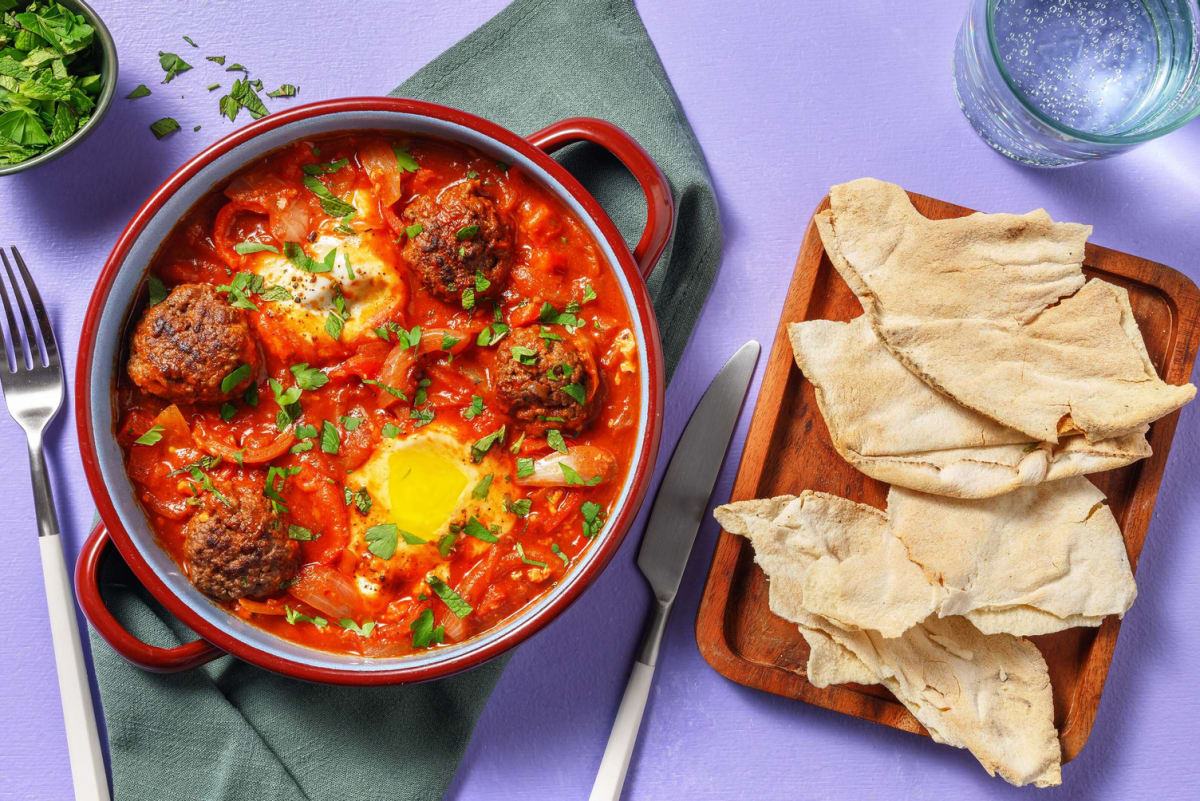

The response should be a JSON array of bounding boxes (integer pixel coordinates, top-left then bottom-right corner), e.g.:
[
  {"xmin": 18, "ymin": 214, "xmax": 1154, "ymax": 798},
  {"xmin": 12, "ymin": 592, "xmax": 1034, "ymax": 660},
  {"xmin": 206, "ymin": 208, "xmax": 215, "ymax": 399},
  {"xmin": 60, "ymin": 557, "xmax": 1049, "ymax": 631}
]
[{"xmin": 248, "ymin": 229, "xmax": 403, "ymax": 347}]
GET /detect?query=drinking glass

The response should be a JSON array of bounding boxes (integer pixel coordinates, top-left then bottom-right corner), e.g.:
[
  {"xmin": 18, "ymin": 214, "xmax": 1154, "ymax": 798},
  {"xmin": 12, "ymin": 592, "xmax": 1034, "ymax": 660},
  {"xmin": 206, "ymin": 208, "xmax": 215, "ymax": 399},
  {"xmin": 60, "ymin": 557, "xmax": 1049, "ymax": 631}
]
[{"xmin": 954, "ymin": 0, "xmax": 1200, "ymax": 166}]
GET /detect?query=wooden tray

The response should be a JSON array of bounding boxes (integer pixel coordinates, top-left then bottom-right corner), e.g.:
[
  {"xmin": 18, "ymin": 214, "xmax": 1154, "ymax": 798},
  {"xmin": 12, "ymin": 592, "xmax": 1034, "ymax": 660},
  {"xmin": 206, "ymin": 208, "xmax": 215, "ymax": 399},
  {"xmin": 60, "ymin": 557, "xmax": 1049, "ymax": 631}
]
[{"xmin": 695, "ymin": 190, "xmax": 1200, "ymax": 762}]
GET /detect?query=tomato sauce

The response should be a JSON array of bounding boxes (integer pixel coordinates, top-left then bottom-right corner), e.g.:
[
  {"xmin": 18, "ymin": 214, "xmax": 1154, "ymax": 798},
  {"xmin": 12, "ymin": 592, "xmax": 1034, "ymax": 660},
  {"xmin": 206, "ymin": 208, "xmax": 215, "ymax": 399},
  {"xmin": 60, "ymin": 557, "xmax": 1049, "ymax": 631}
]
[{"xmin": 116, "ymin": 132, "xmax": 641, "ymax": 657}]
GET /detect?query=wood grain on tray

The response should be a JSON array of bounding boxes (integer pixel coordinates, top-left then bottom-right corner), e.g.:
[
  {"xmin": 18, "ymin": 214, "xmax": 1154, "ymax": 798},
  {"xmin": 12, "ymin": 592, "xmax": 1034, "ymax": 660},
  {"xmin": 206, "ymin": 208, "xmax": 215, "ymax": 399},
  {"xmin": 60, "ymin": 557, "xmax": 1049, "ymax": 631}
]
[{"xmin": 695, "ymin": 190, "xmax": 1200, "ymax": 762}]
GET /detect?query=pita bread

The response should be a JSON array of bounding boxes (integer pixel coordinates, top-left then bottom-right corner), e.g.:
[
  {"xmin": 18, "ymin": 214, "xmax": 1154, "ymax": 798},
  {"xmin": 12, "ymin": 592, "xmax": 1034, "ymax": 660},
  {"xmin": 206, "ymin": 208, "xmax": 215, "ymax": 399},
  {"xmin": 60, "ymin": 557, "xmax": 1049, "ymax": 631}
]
[
  {"xmin": 714, "ymin": 494, "xmax": 1061, "ymax": 787},
  {"xmin": 887, "ymin": 478, "xmax": 1136, "ymax": 635},
  {"xmin": 788, "ymin": 315, "xmax": 1150, "ymax": 497},
  {"xmin": 818, "ymin": 178, "xmax": 1195, "ymax": 442}
]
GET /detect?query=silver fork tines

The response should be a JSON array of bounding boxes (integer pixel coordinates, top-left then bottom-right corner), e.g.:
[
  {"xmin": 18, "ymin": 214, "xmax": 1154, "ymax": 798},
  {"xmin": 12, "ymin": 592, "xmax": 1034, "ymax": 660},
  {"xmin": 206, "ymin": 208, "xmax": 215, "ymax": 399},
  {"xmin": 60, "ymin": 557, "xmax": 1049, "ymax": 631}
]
[{"xmin": 0, "ymin": 246, "xmax": 64, "ymax": 439}]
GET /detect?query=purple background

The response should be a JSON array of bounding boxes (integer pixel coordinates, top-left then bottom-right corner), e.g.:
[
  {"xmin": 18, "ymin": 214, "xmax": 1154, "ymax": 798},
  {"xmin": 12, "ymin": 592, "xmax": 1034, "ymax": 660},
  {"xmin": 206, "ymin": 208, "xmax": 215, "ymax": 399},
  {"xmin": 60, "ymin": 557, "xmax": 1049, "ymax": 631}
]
[{"xmin": 2, "ymin": 1, "xmax": 1199, "ymax": 799}]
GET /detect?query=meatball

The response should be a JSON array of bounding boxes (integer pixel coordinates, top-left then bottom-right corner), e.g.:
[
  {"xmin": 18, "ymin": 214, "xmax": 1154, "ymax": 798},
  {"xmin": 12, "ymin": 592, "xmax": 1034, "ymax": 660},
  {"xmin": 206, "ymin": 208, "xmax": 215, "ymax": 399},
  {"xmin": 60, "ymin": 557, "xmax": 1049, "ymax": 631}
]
[
  {"xmin": 127, "ymin": 283, "xmax": 259, "ymax": 402},
  {"xmin": 401, "ymin": 180, "xmax": 513, "ymax": 303},
  {"xmin": 494, "ymin": 326, "xmax": 599, "ymax": 435},
  {"xmin": 183, "ymin": 484, "xmax": 299, "ymax": 601}
]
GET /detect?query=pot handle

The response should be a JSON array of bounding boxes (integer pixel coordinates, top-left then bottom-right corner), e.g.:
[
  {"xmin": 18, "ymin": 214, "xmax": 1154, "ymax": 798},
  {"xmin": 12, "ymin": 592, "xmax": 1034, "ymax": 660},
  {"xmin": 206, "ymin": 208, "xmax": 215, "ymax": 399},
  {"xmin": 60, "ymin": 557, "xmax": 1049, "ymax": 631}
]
[
  {"xmin": 75, "ymin": 522, "xmax": 223, "ymax": 673},
  {"xmin": 527, "ymin": 118, "xmax": 674, "ymax": 280}
]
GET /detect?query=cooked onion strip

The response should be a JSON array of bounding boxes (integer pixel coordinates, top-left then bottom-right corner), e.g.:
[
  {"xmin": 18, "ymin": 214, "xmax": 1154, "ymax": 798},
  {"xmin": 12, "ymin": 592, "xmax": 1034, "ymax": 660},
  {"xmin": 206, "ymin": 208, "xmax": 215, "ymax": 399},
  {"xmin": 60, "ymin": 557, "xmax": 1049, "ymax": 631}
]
[{"xmin": 514, "ymin": 446, "xmax": 617, "ymax": 487}]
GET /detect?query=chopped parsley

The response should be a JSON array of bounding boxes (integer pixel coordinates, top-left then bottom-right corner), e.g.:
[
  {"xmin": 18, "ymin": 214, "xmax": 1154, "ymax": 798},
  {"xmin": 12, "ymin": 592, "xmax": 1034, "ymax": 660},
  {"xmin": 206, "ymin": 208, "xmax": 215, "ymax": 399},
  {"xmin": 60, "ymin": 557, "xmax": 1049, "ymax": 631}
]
[
  {"xmin": 344, "ymin": 486, "xmax": 372, "ymax": 515},
  {"xmin": 147, "ymin": 275, "xmax": 167, "ymax": 305},
  {"xmin": 289, "ymin": 363, "xmax": 328, "ymax": 390},
  {"xmin": 547, "ymin": 429, "xmax": 568, "ymax": 454},
  {"xmin": 562, "ymin": 382, "xmax": 586, "ymax": 405},
  {"xmin": 267, "ymin": 83, "xmax": 299, "ymax": 98},
  {"xmin": 284, "ymin": 606, "xmax": 327, "ymax": 628},
  {"xmin": 426, "ymin": 575, "xmax": 472, "ymax": 618},
  {"xmin": 405, "ymin": 223, "xmax": 423, "ymax": 238},
  {"xmin": 157, "ymin": 51, "xmax": 192, "ymax": 83},
  {"xmin": 362, "ymin": 378, "xmax": 406, "ymax": 400},
  {"xmin": 551, "ymin": 543, "xmax": 569, "ymax": 565},
  {"xmin": 471, "ymin": 474, "xmax": 493, "ymax": 499},
  {"xmin": 461, "ymin": 286, "xmax": 475, "ymax": 311},
  {"xmin": 233, "ymin": 241, "xmax": 278, "ymax": 255},
  {"xmin": 410, "ymin": 608, "xmax": 443, "ymax": 649},
  {"xmin": 340, "ymin": 415, "xmax": 363, "ymax": 431},
  {"xmin": 284, "ymin": 241, "xmax": 335, "ymax": 273},
  {"xmin": 365, "ymin": 523, "xmax": 398, "ymax": 559},
  {"xmin": 561, "ymin": 463, "xmax": 603, "ymax": 486},
  {"xmin": 133, "ymin": 424, "xmax": 164, "ymax": 446},
  {"xmin": 302, "ymin": 173, "xmax": 356, "ymax": 218},
  {"xmin": 516, "ymin": 543, "xmax": 548, "ymax": 569},
  {"xmin": 410, "ymin": 406, "xmax": 435, "ymax": 427},
  {"xmin": 320, "ymin": 420, "xmax": 340, "ymax": 454},
  {"xmin": 220, "ymin": 363, "xmax": 251, "ymax": 394},
  {"xmin": 464, "ymin": 516, "xmax": 499, "ymax": 543},
  {"xmin": 441, "ymin": 333, "xmax": 460, "ymax": 351},
  {"xmin": 581, "ymin": 501, "xmax": 604, "ymax": 538},
  {"xmin": 470, "ymin": 425, "xmax": 505, "ymax": 462},
  {"xmin": 476, "ymin": 322, "xmax": 509, "ymax": 347},
  {"xmin": 455, "ymin": 224, "xmax": 479, "ymax": 240},
  {"xmin": 381, "ymin": 422, "xmax": 401, "ymax": 438},
  {"xmin": 126, "ymin": 84, "xmax": 151, "ymax": 100},
  {"xmin": 220, "ymin": 402, "xmax": 237, "ymax": 422},
  {"xmin": 149, "ymin": 117, "xmax": 180, "ymax": 139},
  {"xmin": 506, "ymin": 497, "xmax": 531, "ymax": 517},
  {"xmin": 287, "ymin": 524, "xmax": 315, "ymax": 541},
  {"xmin": 463, "ymin": 395, "xmax": 485, "ymax": 420},
  {"xmin": 516, "ymin": 457, "xmax": 535, "ymax": 479},
  {"xmin": 393, "ymin": 145, "xmax": 419, "ymax": 173},
  {"xmin": 338, "ymin": 618, "xmax": 374, "ymax": 637},
  {"xmin": 511, "ymin": 345, "xmax": 538, "ymax": 365},
  {"xmin": 539, "ymin": 301, "xmax": 583, "ymax": 332}
]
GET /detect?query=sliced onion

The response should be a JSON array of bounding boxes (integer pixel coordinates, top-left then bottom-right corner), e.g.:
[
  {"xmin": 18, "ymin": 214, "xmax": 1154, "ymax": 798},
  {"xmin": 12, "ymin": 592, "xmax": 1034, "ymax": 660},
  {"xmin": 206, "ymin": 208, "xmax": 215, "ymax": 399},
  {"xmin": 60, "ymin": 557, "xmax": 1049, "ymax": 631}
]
[
  {"xmin": 193, "ymin": 420, "xmax": 295, "ymax": 465},
  {"xmin": 287, "ymin": 564, "xmax": 363, "ymax": 621},
  {"xmin": 269, "ymin": 199, "xmax": 311, "ymax": 243},
  {"xmin": 359, "ymin": 138, "xmax": 403, "ymax": 207},
  {"xmin": 514, "ymin": 445, "xmax": 618, "ymax": 487}
]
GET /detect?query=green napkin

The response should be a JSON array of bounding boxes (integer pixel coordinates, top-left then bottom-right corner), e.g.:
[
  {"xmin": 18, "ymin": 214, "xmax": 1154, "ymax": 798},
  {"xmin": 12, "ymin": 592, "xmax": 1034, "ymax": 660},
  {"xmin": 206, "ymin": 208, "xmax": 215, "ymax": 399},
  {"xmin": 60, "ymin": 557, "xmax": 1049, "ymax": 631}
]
[{"xmin": 89, "ymin": 1, "xmax": 720, "ymax": 799}]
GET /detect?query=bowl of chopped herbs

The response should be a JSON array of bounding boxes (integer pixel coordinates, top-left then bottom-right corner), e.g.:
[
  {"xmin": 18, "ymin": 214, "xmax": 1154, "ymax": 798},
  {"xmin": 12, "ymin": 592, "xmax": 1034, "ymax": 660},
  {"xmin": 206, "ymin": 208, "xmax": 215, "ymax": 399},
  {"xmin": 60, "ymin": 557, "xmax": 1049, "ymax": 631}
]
[{"xmin": 0, "ymin": 0, "xmax": 116, "ymax": 174}]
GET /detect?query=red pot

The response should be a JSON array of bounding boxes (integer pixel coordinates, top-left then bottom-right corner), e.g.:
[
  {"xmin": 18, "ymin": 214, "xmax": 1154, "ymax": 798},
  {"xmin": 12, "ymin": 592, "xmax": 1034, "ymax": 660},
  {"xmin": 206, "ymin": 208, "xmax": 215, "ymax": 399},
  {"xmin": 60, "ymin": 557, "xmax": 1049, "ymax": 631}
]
[{"xmin": 74, "ymin": 98, "xmax": 671, "ymax": 684}]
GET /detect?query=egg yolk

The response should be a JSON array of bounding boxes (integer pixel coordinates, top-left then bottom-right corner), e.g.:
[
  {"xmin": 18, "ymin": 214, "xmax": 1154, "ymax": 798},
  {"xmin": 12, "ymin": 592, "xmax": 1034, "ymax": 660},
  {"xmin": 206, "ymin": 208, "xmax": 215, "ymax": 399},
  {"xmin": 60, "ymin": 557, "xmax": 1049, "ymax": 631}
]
[{"xmin": 387, "ymin": 445, "xmax": 470, "ymax": 541}]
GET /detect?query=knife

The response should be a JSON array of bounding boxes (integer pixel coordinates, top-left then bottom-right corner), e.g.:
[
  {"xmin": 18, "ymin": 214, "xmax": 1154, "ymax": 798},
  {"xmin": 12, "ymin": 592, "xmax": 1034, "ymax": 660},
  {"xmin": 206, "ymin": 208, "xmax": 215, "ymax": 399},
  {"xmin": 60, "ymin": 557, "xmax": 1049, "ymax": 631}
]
[{"xmin": 589, "ymin": 340, "xmax": 760, "ymax": 801}]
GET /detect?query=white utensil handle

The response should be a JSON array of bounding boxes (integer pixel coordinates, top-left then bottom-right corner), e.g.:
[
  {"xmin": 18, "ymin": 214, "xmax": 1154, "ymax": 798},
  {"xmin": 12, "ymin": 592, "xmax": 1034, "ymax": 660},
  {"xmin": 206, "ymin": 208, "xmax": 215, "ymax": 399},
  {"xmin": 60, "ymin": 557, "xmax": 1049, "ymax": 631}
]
[
  {"xmin": 40, "ymin": 534, "xmax": 111, "ymax": 801},
  {"xmin": 589, "ymin": 660, "xmax": 655, "ymax": 801}
]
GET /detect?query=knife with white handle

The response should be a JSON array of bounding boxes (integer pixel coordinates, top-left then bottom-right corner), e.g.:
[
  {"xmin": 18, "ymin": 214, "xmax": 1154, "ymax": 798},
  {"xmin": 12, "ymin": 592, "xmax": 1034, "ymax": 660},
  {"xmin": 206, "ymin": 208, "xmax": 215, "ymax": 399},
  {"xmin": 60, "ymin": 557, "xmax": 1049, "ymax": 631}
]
[{"xmin": 589, "ymin": 340, "xmax": 760, "ymax": 801}]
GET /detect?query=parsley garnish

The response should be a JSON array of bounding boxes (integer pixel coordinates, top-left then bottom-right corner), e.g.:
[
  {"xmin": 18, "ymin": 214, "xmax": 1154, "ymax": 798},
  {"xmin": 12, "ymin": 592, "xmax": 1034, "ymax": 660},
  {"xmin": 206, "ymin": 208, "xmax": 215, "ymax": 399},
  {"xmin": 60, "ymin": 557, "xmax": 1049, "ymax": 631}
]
[
  {"xmin": 267, "ymin": 83, "xmax": 299, "ymax": 98},
  {"xmin": 456, "ymin": 224, "xmax": 479, "ymax": 240},
  {"xmin": 426, "ymin": 575, "xmax": 472, "ymax": 618},
  {"xmin": 393, "ymin": 145, "xmax": 419, "ymax": 173},
  {"xmin": 547, "ymin": 429, "xmax": 568, "ymax": 454},
  {"xmin": 288, "ymin": 524, "xmax": 315, "ymax": 541},
  {"xmin": 365, "ymin": 523, "xmax": 398, "ymax": 559},
  {"xmin": 338, "ymin": 618, "xmax": 374, "ymax": 637},
  {"xmin": 551, "ymin": 543, "xmax": 569, "ymax": 566},
  {"xmin": 363, "ymin": 378, "xmax": 406, "ymax": 400},
  {"xmin": 147, "ymin": 275, "xmax": 167, "ymax": 306},
  {"xmin": 320, "ymin": 420, "xmax": 340, "ymax": 454},
  {"xmin": 471, "ymin": 474, "xmax": 493, "ymax": 499},
  {"xmin": 220, "ymin": 363, "xmax": 251, "ymax": 394},
  {"xmin": 126, "ymin": 84, "xmax": 151, "ymax": 100},
  {"xmin": 516, "ymin": 457, "xmax": 535, "ymax": 478},
  {"xmin": 470, "ymin": 425, "xmax": 506, "ymax": 462},
  {"xmin": 381, "ymin": 422, "xmax": 401, "ymax": 438},
  {"xmin": 284, "ymin": 606, "xmax": 327, "ymax": 628},
  {"xmin": 289, "ymin": 363, "xmax": 328, "ymax": 390},
  {"xmin": 133, "ymin": 425, "xmax": 164, "ymax": 446},
  {"xmin": 516, "ymin": 543, "xmax": 548, "ymax": 569},
  {"xmin": 506, "ymin": 498, "xmax": 531, "ymax": 517},
  {"xmin": 581, "ymin": 501, "xmax": 604, "ymax": 538},
  {"xmin": 149, "ymin": 117, "xmax": 180, "ymax": 140},
  {"xmin": 233, "ymin": 241, "xmax": 278, "ymax": 255},
  {"xmin": 405, "ymin": 223, "xmax": 423, "ymax": 238},
  {"xmin": 562, "ymin": 383, "xmax": 586, "ymax": 405},
  {"xmin": 410, "ymin": 608, "xmax": 443, "ymax": 649},
  {"xmin": 158, "ymin": 51, "xmax": 192, "ymax": 83},
  {"xmin": 463, "ymin": 395, "xmax": 485, "ymax": 420},
  {"xmin": 302, "ymin": 174, "xmax": 356, "ymax": 218},
  {"xmin": 464, "ymin": 516, "xmax": 499, "ymax": 543},
  {"xmin": 284, "ymin": 241, "xmax": 335, "ymax": 273},
  {"xmin": 561, "ymin": 463, "xmax": 603, "ymax": 486}
]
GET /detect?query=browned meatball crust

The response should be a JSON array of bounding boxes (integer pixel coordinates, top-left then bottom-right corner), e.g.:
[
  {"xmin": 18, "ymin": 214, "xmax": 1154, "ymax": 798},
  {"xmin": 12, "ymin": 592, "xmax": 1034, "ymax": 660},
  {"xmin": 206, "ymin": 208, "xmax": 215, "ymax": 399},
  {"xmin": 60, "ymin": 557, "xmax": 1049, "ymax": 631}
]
[
  {"xmin": 400, "ymin": 180, "xmax": 513, "ymax": 303},
  {"xmin": 494, "ymin": 326, "xmax": 599, "ymax": 436},
  {"xmin": 183, "ymin": 485, "xmax": 299, "ymax": 601},
  {"xmin": 127, "ymin": 283, "xmax": 259, "ymax": 403}
]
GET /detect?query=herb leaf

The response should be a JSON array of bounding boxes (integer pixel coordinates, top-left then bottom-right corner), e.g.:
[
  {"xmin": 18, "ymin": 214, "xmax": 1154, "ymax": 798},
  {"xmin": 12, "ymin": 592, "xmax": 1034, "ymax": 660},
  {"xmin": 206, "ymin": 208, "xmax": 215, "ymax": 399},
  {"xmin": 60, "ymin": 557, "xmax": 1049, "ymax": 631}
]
[
  {"xmin": 365, "ymin": 523, "xmax": 398, "ymax": 559},
  {"xmin": 133, "ymin": 425, "xmax": 164, "ymax": 446},
  {"xmin": 426, "ymin": 575, "xmax": 472, "ymax": 618}
]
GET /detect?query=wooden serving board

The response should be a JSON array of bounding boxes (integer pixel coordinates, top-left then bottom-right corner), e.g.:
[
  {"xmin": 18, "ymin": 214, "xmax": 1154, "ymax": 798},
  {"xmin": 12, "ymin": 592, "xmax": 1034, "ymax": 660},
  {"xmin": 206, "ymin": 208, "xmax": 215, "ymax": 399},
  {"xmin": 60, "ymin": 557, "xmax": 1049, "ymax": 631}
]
[{"xmin": 695, "ymin": 190, "xmax": 1200, "ymax": 762}]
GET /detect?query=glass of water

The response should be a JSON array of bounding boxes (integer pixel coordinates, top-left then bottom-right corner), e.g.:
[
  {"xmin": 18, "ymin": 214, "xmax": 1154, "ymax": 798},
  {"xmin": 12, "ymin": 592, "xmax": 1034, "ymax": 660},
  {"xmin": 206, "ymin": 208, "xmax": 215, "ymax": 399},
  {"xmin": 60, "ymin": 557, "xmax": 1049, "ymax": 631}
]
[{"xmin": 954, "ymin": 0, "xmax": 1200, "ymax": 166}]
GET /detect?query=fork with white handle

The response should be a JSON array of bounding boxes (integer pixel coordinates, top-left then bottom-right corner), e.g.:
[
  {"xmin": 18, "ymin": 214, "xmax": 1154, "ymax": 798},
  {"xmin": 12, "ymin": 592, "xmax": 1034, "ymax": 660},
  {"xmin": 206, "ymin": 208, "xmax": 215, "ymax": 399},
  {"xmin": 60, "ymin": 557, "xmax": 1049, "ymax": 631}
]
[{"xmin": 0, "ymin": 247, "xmax": 109, "ymax": 801}]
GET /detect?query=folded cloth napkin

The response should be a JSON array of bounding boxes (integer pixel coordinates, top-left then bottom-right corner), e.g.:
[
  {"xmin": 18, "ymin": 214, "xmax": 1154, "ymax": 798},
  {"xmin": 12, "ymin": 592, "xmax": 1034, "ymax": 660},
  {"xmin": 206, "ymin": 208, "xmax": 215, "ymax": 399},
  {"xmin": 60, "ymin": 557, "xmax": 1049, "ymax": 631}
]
[{"xmin": 89, "ymin": 1, "xmax": 721, "ymax": 799}]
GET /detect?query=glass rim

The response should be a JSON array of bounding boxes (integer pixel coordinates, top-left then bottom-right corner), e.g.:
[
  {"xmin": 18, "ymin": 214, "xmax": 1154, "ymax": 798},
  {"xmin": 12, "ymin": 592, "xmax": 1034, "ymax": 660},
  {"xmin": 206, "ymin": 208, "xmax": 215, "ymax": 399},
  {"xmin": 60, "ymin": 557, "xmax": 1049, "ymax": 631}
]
[{"xmin": 984, "ymin": 0, "xmax": 1200, "ymax": 145}]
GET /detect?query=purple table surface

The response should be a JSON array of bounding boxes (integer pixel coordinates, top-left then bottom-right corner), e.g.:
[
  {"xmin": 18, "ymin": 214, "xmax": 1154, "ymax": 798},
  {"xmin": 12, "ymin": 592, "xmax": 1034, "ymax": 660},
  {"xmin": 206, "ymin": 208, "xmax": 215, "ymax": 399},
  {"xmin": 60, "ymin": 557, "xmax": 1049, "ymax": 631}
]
[{"xmin": 2, "ymin": 1, "xmax": 1199, "ymax": 799}]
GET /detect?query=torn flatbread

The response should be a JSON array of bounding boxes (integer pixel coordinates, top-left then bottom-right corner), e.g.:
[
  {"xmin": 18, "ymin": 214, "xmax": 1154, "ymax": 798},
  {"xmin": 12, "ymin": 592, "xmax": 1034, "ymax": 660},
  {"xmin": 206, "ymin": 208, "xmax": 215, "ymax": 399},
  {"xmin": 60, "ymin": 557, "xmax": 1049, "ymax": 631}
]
[
  {"xmin": 887, "ymin": 478, "xmax": 1136, "ymax": 635},
  {"xmin": 818, "ymin": 178, "xmax": 1195, "ymax": 442},
  {"xmin": 714, "ymin": 493, "xmax": 1062, "ymax": 787},
  {"xmin": 788, "ymin": 315, "xmax": 1150, "ymax": 497}
]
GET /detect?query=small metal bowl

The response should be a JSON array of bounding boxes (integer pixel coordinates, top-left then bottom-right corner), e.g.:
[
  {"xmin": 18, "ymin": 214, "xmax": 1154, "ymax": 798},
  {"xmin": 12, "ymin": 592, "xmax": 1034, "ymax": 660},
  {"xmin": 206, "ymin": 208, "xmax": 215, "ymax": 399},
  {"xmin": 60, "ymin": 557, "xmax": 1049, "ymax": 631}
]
[{"xmin": 0, "ymin": 0, "xmax": 118, "ymax": 176}]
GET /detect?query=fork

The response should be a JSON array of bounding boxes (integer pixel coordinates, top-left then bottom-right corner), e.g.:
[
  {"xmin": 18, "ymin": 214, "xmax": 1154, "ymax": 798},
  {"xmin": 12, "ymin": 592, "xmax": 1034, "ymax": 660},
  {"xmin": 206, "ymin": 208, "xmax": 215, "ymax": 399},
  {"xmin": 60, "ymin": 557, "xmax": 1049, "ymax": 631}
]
[{"xmin": 0, "ymin": 247, "xmax": 110, "ymax": 801}]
